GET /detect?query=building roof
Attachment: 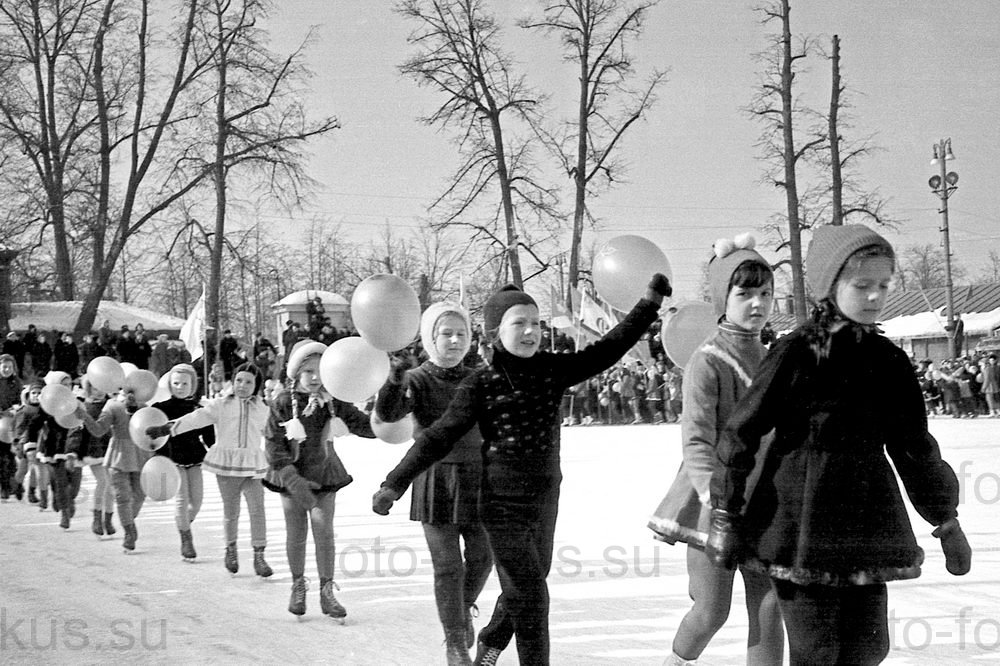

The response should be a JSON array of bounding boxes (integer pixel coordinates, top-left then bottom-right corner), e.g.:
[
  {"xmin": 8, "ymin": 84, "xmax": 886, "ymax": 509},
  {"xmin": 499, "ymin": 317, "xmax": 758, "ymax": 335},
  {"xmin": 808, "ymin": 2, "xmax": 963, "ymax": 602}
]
[
  {"xmin": 271, "ymin": 289, "xmax": 348, "ymax": 308},
  {"xmin": 9, "ymin": 300, "xmax": 186, "ymax": 333},
  {"xmin": 880, "ymin": 283, "xmax": 1000, "ymax": 319}
]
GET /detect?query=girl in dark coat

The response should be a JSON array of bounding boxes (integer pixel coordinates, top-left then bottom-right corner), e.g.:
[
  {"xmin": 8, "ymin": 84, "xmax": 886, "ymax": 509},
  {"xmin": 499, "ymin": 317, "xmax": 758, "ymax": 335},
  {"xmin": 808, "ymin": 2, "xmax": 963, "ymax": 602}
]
[
  {"xmin": 373, "ymin": 274, "xmax": 670, "ymax": 666},
  {"xmin": 264, "ymin": 341, "xmax": 376, "ymax": 619},
  {"xmin": 67, "ymin": 377, "xmax": 113, "ymax": 535},
  {"xmin": 374, "ymin": 302, "xmax": 492, "ymax": 663},
  {"xmin": 0, "ymin": 354, "xmax": 23, "ymax": 500},
  {"xmin": 708, "ymin": 224, "xmax": 971, "ymax": 665},
  {"xmin": 152, "ymin": 364, "xmax": 214, "ymax": 560}
]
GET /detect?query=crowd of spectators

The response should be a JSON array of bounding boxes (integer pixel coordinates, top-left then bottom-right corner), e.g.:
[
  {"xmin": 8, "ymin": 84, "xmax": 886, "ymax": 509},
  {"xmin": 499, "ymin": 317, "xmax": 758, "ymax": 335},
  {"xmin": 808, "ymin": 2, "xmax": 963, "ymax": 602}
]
[{"xmin": 917, "ymin": 353, "xmax": 1000, "ymax": 418}]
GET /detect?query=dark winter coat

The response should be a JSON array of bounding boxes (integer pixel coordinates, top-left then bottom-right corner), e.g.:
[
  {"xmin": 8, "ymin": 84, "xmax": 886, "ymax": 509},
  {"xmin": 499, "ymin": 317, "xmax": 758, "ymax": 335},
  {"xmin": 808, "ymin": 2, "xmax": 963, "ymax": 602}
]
[
  {"xmin": 376, "ymin": 361, "xmax": 482, "ymax": 524},
  {"xmin": 152, "ymin": 396, "xmax": 214, "ymax": 466},
  {"xmin": 32, "ymin": 341, "xmax": 52, "ymax": 375},
  {"xmin": 66, "ymin": 399, "xmax": 111, "ymax": 462},
  {"xmin": 383, "ymin": 298, "xmax": 660, "ymax": 500},
  {"xmin": 711, "ymin": 322, "xmax": 960, "ymax": 586},
  {"xmin": 54, "ymin": 340, "xmax": 79, "ymax": 376},
  {"xmin": 264, "ymin": 390, "xmax": 376, "ymax": 493},
  {"xmin": 0, "ymin": 373, "xmax": 23, "ymax": 412}
]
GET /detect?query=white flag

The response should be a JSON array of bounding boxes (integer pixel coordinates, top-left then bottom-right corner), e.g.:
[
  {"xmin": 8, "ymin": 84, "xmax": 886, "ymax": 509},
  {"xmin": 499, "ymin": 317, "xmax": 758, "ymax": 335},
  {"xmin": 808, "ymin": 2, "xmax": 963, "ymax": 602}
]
[{"xmin": 180, "ymin": 288, "xmax": 206, "ymax": 361}]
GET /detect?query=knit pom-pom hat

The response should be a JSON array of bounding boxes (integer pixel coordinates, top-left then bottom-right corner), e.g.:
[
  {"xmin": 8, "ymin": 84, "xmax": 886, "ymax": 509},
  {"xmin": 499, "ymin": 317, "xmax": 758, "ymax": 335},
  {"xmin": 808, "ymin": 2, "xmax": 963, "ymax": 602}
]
[
  {"xmin": 709, "ymin": 233, "xmax": 772, "ymax": 316},
  {"xmin": 806, "ymin": 224, "xmax": 894, "ymax": 299},
  {"xmin": 483, "ymin": 285, "xmax": 537, "ymax": 339},
  {"xmin": 420, "ymin": 302, "xmax": 471, "ymax": 367},
  {"xmin": 285, "ymin": 340, "xmax": 327, "ymax": 380}
]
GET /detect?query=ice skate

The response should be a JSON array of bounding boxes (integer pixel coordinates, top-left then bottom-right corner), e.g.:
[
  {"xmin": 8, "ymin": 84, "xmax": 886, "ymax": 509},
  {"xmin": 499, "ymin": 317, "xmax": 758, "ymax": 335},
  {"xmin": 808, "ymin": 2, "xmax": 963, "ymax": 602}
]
[
  {"xmin": 445, "ymin": 627, "xmax": 472, "ymax": 665},
  {"xmin": 122, "ymin": 523, "xmax": 137, "ymax": 553},
  {"xmin": 473, "ymin": 640, "xmax": 501, "ymax": 666},
  {"xmin": 288, "ymin": 576, "xmax": 309, "ymax": 617},
  {"xmin": 180, "ymin": 529, "xmax": 196, "ymax": 561},
  {"xmin": 224, "ymin": 542, "xmax": 238, "ymax": 575},
  {"xmin": 104, "ymin": 512, "xmax": 116, "ymax": 536},
  {"xmin": 59, "ymin": 509, "xmax": 70, "ymax": 530},
  {"xmin": 253, "ymin": 546, "xmax": 273, "ymax": 578},
  {"xmin": 27, "ymin": 486, "xmax": 37, "ymax": 504},
  {"xmin": 38, "ymin": 488, "xmax": 48, "ymax": 510},
  {"xmin": 319, "ymin": 578, "xmax": 347, "ymax": 622},
  {"xmin": 91, "ymin": 510, "xmax": 104, "ymax": 537}
]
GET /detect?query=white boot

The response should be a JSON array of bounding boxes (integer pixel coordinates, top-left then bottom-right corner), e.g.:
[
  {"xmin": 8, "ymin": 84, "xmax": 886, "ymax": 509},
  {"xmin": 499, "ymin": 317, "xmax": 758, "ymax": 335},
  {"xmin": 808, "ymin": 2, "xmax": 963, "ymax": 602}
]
[{"xmin": 663, "ymin": 652, "xmax": 697, "ymax": 666}]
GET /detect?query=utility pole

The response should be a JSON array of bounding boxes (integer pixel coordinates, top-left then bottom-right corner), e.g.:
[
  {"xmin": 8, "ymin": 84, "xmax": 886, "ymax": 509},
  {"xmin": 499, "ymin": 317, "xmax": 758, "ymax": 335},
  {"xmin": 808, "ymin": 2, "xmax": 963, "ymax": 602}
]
[{"xmin": 928, "ymin": 138, "xmax": 959, "ymax": 358}]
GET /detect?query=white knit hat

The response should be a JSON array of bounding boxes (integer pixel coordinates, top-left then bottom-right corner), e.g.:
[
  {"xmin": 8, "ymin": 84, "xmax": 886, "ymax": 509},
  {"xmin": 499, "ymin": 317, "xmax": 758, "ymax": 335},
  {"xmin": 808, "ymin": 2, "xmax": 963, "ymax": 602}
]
[
  {"xmin": 420, "ymin": 302, "xmax": 471, "ymax": 367},
  {"xmin": 286, "ymin": 340, "xmax": 327, "ymax": 379}
]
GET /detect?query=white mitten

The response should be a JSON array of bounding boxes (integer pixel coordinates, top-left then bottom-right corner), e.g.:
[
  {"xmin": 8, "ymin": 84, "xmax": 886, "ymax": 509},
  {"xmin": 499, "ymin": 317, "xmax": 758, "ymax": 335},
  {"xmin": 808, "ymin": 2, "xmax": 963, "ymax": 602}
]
[
  {"xmin": 281, "ymin": 418, "xmax": 307, "ymax": 442},
  {"xmin": 328, "ymin": 417, "xmax": 349, "ymax": 438}
]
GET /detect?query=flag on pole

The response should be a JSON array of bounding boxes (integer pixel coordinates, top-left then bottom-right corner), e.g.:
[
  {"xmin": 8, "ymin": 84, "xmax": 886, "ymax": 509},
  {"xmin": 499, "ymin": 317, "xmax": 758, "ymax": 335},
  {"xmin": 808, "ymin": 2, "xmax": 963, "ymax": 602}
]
[
  {"xmin": 180, "ymin": 287, "xmax": 206, "ymax": 361},
  {"xmin": 550, "ymin": 285, "xmax": 574, "ymax": 330}
]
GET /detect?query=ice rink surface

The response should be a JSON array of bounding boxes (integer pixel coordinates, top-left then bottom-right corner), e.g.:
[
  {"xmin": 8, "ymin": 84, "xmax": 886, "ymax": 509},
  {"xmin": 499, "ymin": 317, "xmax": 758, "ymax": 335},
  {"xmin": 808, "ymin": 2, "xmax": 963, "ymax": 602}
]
[{"xmin": 2, "ymin": 418, "xmax": 997, "ymax": 665}]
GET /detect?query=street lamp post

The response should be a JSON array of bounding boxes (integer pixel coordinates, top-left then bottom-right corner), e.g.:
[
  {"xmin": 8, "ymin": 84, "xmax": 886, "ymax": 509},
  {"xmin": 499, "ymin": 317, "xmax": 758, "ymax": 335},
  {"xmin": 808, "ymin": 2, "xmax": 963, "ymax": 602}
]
[{"xmin": 928, "ymin": 138, "xmax": 959, "ymax": 358}]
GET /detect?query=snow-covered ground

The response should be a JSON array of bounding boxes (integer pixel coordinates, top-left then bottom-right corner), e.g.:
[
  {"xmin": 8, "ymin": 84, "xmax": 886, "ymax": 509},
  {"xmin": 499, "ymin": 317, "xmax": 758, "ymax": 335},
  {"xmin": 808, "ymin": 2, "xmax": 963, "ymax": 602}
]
[{"xmin": 2, "ymin": 419, "xmax": 997, "ymax": 665}]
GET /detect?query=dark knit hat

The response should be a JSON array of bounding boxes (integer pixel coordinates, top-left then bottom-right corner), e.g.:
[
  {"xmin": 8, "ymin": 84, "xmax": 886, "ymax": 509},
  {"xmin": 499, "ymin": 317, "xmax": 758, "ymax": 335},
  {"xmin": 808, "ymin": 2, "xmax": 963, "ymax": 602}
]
[
  {"xmin": 708, "ymin": 234, "xmax": 772, "ymax": 317},
  {"xmin": 483, "ymin": 285, "xmax": 537, "ymax": 336},
  {"xmin": 806, "ymin": 224, "xmax": 894, "ymax": 299}
]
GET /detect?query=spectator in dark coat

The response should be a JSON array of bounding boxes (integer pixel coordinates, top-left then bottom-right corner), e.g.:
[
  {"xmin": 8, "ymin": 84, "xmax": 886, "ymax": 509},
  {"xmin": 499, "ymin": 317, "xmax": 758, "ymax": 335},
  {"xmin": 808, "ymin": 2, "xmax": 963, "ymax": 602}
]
[
  {"xmin": 2, "ymin": 332, "xmax": 27, "ymax": 378},
  {"xmin": 77, "ymin": 334, "xmax": 104, "ymax": 376},
  {"xmin": 97, "ymin": 320, "xmax": 117, "ymax": 357},
  {"xmin": 134, "ymin": 330, "xmax": 152, "ymax": 370},
  {"xmin": 150, "ymin": 335, "xmax": 170, "ymax": 377},
  {"xmin": 219, "ymin": 330, "xmax": 240, "ymax": 380},
  {"xmin": 116, "ymin": 327, "xmax": 141, "ymax": 366},
  {"xmin": 32, "ymin": 333, "xmax": 53, "ymax": 376},
  {"xmin": 53, "ymin": 333, "xmax": 80, "ymax": 377}
]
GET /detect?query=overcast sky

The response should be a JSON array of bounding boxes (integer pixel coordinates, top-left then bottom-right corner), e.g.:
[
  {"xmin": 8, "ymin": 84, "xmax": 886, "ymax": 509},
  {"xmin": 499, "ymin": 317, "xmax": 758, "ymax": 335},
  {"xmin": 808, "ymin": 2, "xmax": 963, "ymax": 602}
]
[{"xmin": 261, "ymin": 2, "xmax": 1000, "ymax": 300}]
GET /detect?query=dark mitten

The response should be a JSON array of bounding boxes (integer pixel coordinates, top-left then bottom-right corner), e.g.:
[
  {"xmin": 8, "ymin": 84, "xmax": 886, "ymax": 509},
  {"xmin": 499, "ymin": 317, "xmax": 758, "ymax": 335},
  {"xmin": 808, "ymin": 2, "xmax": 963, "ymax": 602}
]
[
  {"xmin": 645, "ymin": 273, "xmax": 673, "ymax": 303},
  {"xmin": 372, "ymin": 485, "xmax": 402, "ymax": 516},
  {"xmin": 704, "ymin": 508, "xmax": 742, "ymax": 569},
  {"xmin": 145, "ymin": 423, "xmax": 173, "ymax": 439},
  {"xmin": 387, "ymin": 353, "xmax": 413, "ymax": 385},
  {"xmin": 932, "ymin": 518, "xmax": 971, "ymax": 575},
  {"xmin": 278, "ymin": 466, "xmax": 319, "ymax": 511}
]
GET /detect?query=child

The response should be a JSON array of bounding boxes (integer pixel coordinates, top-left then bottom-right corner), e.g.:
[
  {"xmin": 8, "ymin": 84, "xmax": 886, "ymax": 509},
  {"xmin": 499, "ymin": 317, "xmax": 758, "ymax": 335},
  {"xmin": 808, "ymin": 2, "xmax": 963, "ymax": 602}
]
[
  {"xmin": 67, "ymin": 376, "xmax": 114, "ymax": 536},
  {"xmin": 79, "ymin": 381, "xmax": 153, "ymax": 551},
  {"xmin": 146, "ymin": 362, "xmax": 273, "ymax": 576},
  {"xmin": 374, "ymin": 303, "xmax": 493, "ymax": 662},
  {"xmin": 38, "ymin": 371, "xmax": 83, "ymax": 529},
  {"xmin": 708, "ymin": 224, "xmax": 971, "ymax": 665},
  {"xmin": 151, "ymin": 364, "xmax": 214, "ymax": 560},
  {"xmin": 264, "ymin": 341, "xmax": 376, "ymax": 618},
  {"xmin": 373, "ymin": 274, "xmax": 671, "ymax": 665},
  {"xmin": 648, "ymin": 234, "xmax": 784, "ymax": 665}
]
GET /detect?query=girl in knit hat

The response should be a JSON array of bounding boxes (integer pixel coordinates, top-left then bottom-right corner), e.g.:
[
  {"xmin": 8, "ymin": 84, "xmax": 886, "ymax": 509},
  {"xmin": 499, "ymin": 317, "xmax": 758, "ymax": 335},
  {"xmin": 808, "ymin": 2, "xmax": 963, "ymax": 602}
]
[
  {"xmin": 373, "ymin": 273, "xmax": 671, "ymax": 666},
  {"xmin": 151, "ymin": 364, "xmax": 215, "ymax": 560},
  {"xmin": 263, "ymin": 340, "xmax": 376, "ymax": 619},
  {"xmin": 708, "ymin": 224, "xmax": 971, "ymax": 665},
  {"xmin": 373, "ymin": 302, "xmax": 493, "ymax": 664},
  {"xmin": 649, "ymin": 234, "xmax": 784, "ymax": 665},
  {"xmin": 145, "ymin": 362, "xmax": 273, "ymax": 575}
]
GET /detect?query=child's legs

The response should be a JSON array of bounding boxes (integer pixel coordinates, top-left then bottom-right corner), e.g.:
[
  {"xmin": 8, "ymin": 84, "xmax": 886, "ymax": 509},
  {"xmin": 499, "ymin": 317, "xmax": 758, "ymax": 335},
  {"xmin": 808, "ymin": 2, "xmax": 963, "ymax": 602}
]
[
  {"xmin": 672, "ymin": 544, "xmax": 736, "ymax": 660},
  {"xmin": 51, "ymin": 462, "xmax": 68, "ymax": 509},
  {"xmin": 89, "ymin": 464, "xmax": 112, "ymax": 511},
  {"xmin": 174, "ymin": 466, "xmax": 195, "ymax": 530},
  {"xmin": 68, "ymin": 466, "xmax": 82, "ymax": 503},
  {"xmin": 129, "ymin": 471, "xmax": 145, "ymax": 518},
  {"xmin": 111, "ymin": 469, "xmax": 136, "ymax": 524},
  {"xmin": 459, "ymin": 520, "xmax": 494, "ymax": 608},
  {"xmin": 36, "ymin": 461, "xmax": 51, "ymax": 497},
  {"xmin": 215, "ymin": 475, "xmax": 243, "ymax": 544},
  {"xmin": 186, "ymin": 466, "xmax": 204, "ymax": 523},
  {"xmin": 0, "ymin": 450, "xmax": 13, "ymax": 493},
  {"xmin": 423, "ymin": 522, "xmax": 468, "ymax": 631},
  {"xmin": 741, "ymin": 568, "xmax": 784, "ymax": 666},
  {"xmin": 240, "ymin": 477, "xmax": 266, "ymax": 548},
  {"xmin": 281, "ymin": 495, "xmax": 309, "ymax": 577},
  {"xmin": 773, "ymin": 579, "xmax": 888, "ymax": 666},
  {"xmin": 308, "ymin": 491, "xmax": 337, "ymax": 578}
]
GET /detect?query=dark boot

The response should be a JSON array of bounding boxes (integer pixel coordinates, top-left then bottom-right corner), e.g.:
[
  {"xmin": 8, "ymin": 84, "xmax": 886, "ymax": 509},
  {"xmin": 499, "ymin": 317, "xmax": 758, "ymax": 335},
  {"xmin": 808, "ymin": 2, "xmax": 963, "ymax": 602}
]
[
  {"xmin": 38, "ymin": 488, "xmax": 48, "ymax": 510},
  {"xmin": 446, "ymin": 628, "xmax": 473, "ymax": 665},
  {"xmin": 92, "ymin": 510, "xmax": 105, "ymax": 536},
  {"xmin": 27, "ymin": 486, "xmax": 38, "ymax": 503},
  {"xmin": 122, "ymin": 523, "xmax": 137, "ymax": 551},
  {"xmin": 288, "ymin": 576, "xmax": 309, "ymax": 616},
  {"xmin": 104, "ymin": 512, "xmax": 116, "ymax": 536},
  {"xmin": 180, "ymin": 529, "xmax": 196, "ymax": 560},
  {"xmin": 473, "ymin": 639, "xmax": 501, "ymax": 666},
  {"xmin": 253, "ymin": 546, "xmax": 273, "ymax": 577},
  {"xmin": 59, "ymin": 508, "xmax": 70, "ymax": 529},
  {"xmin": 224, "ymin": 542, "xmax": 238, "ymax": 574},
  {"xmin": 319, "ymin": 577, "xmax": 346, "ymax": 619}
]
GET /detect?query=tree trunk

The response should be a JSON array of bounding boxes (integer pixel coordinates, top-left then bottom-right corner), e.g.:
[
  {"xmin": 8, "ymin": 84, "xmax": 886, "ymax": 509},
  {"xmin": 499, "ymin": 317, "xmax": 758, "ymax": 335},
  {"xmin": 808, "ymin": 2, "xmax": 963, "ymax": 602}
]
[
  {"xmin": 490, "ymin": 113, "xmax": 523, "ymax": 287},
  {"xmin": 780, "ymin": 0, "xmax": 807, "ymax": 321},
  {"xmin": 829, "ymin": 34, "xmax": 843, "ymax": 226},
  {"xmin": 568, "ymin": 49, "xmax": 589, "ymax": 310}
]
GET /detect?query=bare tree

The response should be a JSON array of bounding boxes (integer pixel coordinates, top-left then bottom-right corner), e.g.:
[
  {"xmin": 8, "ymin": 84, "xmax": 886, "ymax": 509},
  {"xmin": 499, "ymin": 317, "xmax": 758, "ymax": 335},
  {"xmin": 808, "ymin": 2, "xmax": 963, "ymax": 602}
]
[
  {"xmin": 898, "ymin": 244, "xmax": 966, "ymax": 292},
  {"xmin": 977, "ymin": 250, "xmax": 1000, "ymax": 285},
  {"xmin": 396, "ymin": 0, "xmax": 560, "ymax": 288},
  {"xmin": 520, "ymin": 0, "xmax": 665, "ymax": 304},
  {"xmin": 746, "ymin": 0, "xmax": 822, "ymax": 321}
]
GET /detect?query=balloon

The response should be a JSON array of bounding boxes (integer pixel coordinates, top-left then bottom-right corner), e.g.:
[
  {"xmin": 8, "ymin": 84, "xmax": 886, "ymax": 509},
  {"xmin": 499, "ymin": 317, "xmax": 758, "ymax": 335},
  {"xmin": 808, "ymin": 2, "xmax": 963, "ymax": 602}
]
[
  {"xmin": 141, "ymin": 456, "xmax": 181, "ymax": 501},
  {"xmin": 129, "ymin": 406, "xmax": 170, "ymax": 452},
  {"xmin": 0, "ymin": 415, "xmax": 13, "ymax": 443},
  {"xmin": 87, "ymin": 357, "xmax": 125, "ymax": 395},
  {"xmin": 151, "ymin": 373, "xmax": 172, "ymax": 405},
  {"xmin": 350, "ymin": 274, "xmax": 421, "ymax": 352},
  {"xmin": 120, "ymin": 362, "xmax": 139, "ymax": 376},
  {"xmin": 55, "ymin": 410, "xmax": 83, "ymax": 429},
  {"xmin": 39, "ymin": 384, "xmax": 77, "ymax": 418},
  {"xmin": 319, "ymin": 337, "xmax": 390, "ymax": 403},
  {"xmin": 124, "ymin": 369, "xmax": 159, "ymax": 404},
  {"xmin": 370, "ymin": 412, "xmax": 414, "ymax": 445},
  {"xmin": 593, "ymin": 235, "xmax": 672, "ymax": 311},
  {"xmin": 662, "ymin": 301, "xmax": 718, "ymax": 368}
]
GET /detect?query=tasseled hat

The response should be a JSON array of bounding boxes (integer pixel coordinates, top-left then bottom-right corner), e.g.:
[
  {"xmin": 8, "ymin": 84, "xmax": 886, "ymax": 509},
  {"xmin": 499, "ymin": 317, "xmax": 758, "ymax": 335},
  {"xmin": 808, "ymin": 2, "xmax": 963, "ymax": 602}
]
[
  {"xmin": 708, "ymin": 233, "xmax": 772, "ymax": 316},
  {"xmin": 482, "ymin": 285, "xmax": 537, "ymax": 339},
  {"xmin": 44, "ymin": 370, "xmax": 71, "ymax": 386},
  {"xmin": 806, "ymin": 224, "xmax": 894, "ymax": 299},
  {"xmin": 167, "ymin": 363, "xmax": 198, "ymax": 399},
  {"xmin": 420, "ymin": 302, "xmax": 471, "ymax": 367}
]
